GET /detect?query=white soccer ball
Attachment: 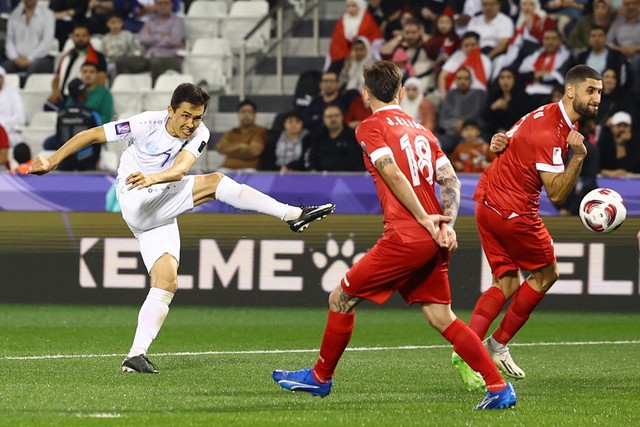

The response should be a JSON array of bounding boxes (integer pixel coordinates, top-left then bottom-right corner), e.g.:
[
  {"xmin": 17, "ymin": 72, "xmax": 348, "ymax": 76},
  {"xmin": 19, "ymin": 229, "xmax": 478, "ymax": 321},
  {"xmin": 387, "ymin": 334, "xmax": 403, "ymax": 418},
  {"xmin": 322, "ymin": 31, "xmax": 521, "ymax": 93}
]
[{"xmin": 579, "ymin": 188, "xmax": 627, "ymax": 233}]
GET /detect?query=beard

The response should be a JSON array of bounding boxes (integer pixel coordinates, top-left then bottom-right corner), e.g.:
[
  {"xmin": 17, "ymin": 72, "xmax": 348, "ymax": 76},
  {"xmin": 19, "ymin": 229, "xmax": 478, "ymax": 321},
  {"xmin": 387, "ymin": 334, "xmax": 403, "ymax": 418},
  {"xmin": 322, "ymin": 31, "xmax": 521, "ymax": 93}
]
[{"xmin": 573, "ymin": 97, "xmax": 597, "ymax": 119}]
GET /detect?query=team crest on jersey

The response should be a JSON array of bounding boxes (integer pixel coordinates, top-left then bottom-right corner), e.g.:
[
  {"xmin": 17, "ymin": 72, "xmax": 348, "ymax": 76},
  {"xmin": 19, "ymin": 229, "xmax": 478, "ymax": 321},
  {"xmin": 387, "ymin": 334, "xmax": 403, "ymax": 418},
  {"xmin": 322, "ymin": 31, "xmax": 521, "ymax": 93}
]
[
  {"xmin": 360, "ymin": 141, "xmax": 369, "ymax": 156},
  {"xmin": 115, "ymin": 122, "xmax": 131, "ymax": 135}
]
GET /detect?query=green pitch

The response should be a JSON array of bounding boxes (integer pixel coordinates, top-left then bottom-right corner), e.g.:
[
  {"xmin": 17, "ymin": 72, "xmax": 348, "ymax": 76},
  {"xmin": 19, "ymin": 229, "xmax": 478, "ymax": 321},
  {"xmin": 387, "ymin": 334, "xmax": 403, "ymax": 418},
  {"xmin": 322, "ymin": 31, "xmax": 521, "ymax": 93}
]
[{"xmin": 1, "ymin": 305, "xmax": 639, "ymax": 426}]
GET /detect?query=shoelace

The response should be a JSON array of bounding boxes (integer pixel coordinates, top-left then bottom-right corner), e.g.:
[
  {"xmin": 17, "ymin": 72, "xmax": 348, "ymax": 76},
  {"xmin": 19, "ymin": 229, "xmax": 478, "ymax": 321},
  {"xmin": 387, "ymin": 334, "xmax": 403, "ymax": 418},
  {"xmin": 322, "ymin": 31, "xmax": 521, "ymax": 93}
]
[{"xmin": 142, "ymin": 356, "xmax": 159, "ymax": 371}]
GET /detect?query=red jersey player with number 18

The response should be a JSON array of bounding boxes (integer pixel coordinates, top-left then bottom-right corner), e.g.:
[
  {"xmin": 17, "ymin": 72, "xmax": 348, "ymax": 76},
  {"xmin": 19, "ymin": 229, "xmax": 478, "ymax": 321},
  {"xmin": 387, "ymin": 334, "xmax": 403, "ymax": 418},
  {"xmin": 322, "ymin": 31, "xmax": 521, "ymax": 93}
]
[
  {"xmin": 452, "ymin": 65, "xmax": 603, "ymax": 389},
  {"xmin": 273, "ymin": 61, "xmax": 516, "ymax": 410}
]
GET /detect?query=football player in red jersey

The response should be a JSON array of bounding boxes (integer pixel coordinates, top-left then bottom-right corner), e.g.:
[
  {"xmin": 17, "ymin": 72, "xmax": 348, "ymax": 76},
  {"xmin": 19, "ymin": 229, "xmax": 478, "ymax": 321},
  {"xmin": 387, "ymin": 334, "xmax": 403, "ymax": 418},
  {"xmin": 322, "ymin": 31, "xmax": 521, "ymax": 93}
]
[
  {"xmin": 454, "ymin": 65, "xmax": 603, "ymax": 385},
  {"xmin": 273, "ymin": 61, "xmax": 517, "ymax": 410}
]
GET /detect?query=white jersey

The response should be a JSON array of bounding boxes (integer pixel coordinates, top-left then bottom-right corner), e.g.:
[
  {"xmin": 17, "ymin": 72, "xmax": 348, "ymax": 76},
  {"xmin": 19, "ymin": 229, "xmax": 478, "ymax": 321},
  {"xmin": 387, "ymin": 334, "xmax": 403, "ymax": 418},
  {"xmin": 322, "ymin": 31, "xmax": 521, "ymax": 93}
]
[{"xmin": 103, "ymin": 110, "xmax": 210, "ymax": 185}]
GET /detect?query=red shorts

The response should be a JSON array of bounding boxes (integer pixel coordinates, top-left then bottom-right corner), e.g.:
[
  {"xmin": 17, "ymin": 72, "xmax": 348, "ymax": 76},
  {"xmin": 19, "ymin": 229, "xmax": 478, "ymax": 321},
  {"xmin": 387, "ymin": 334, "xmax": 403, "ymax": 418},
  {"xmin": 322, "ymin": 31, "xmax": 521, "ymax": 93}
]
[
  {"xmin": 341, "ymin": 230, "xmax": 451, "ymax": 305},
  {"xmin": 475, "ymin": 200, "xmax": 556, "ymax": 278}
]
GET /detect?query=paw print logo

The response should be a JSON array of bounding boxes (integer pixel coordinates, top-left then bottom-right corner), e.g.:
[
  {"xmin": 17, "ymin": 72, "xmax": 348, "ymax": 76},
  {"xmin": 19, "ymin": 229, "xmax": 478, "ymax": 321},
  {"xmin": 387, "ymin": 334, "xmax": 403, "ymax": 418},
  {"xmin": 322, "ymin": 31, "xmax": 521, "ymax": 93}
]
[{"xmin": 312, "ymin": 235, "xmax": 366, "ymax": 292}]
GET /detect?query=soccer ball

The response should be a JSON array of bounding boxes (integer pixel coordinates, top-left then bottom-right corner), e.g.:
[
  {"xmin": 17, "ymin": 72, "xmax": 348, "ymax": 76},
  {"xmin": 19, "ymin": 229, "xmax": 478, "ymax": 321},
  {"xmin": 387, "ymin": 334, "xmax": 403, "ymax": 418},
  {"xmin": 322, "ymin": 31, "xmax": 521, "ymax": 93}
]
[{"xmin": 579, "ymin": 188, "xmax": 627, "ymax": 233}]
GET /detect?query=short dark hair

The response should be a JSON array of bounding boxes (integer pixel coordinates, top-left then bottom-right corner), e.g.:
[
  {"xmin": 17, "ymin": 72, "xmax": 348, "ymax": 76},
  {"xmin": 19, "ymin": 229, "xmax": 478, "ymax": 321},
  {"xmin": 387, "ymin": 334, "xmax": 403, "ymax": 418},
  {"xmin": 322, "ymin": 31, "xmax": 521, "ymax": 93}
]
[
  {"xmin": 73, "ymin": 22, "xmax": 91, "ymax": 34},
  {"xmin": 284, "ymin": 110, "xmax": 303, "ymax": 121},
  {"xmin": 81, "ymin": 61, "xmax": 98, "ymax": 70},
  {"xmin": 461, "ymin": 31, "xmax": 480, "ymax": 42},
  {"xmin": 590, "ymin": 25, "xmax": 607, "ymax": 34},
  {"xmin": 565, "ymin": 65, "xmax": 602, "ymax": 85},
  {"xmin": 403, "ymin": 17, "xmax": 421, "ymax": 28},
  {"xmin": 237, "ymin": 99, "xmax": 257, "ymax": 112},
  {"xmin": 462, "ymin": 119, "xmax": 480, "ymax": 130},
  {"xmin": 363, "ymin": 61, "xmax": 403, "ymax": 103},
  {"xmin": 13, "ymin": 142, "xmax": 31, "ymax": 164},
  {"xmin": 170, "ymin": 83, "xmax": 211, "ymax": 111}
]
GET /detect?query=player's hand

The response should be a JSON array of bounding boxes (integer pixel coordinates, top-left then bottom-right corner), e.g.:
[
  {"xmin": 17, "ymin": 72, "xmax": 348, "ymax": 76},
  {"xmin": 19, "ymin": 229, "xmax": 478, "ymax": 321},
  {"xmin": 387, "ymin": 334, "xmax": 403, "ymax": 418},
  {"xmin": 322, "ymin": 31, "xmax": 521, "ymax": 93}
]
[
  {"xmin": 27, "ymin": 156, "xmax": 52, "ymax": 175},
  {"xmin": 421, "ymin": 214, "xmax": 452, "ymax": 242},
  {"xmin": 126, "ymin": 171, "xmax": 155, "ymax": 190},
  {"xmin": 437, "ymin": 223, "xmax": 458, "ymax": 252},
  {"xmin": 490, "ymin": 133, "xmax": 509, "ymax": 153},
  {"xmin": 567, "ymin": 129, "xmax": 586, "ymax": 157}
]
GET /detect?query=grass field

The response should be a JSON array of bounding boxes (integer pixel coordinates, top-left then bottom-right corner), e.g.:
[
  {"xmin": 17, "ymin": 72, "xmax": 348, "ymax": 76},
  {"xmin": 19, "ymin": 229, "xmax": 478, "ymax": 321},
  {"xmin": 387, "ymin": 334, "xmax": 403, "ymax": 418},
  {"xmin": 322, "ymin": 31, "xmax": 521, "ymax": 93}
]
[{"xmin": 1, "ymin": 305, "xmax": 639, "ymax": 426}]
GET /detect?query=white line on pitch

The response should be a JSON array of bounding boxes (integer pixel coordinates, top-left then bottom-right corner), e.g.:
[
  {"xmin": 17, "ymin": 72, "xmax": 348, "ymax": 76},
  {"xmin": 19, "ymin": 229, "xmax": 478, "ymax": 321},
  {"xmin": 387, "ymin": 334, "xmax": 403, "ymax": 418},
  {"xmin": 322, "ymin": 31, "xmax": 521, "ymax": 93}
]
[{"xmin": 3, "ymin": 340, "xmax": 639, "ymax": 361}]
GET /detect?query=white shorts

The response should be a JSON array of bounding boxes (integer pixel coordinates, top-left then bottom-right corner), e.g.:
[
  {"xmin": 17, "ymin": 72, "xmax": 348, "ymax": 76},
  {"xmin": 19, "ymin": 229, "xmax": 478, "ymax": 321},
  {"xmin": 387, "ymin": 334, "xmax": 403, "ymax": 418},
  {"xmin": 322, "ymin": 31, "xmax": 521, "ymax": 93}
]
[{"xmin": 117, "ymin": 176, "xmax": 195, "ymax": 272}]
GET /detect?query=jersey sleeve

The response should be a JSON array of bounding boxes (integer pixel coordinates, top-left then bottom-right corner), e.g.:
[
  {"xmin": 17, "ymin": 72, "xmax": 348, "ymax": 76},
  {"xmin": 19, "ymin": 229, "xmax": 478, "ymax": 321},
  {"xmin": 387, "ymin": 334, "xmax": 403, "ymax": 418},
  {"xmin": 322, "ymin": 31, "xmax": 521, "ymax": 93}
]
[
  {"xmin": 103, "ymin": 112, "xmax": 150, "ymax": 144},
  {"xmin": 533, "ymin": 124, "xmax": 565, "ymax": 174},
  {"xmin": 356, "ymin": 118, "xmax": 391, "ymax": 164},
  {"xmin": 181, "ymin": 124, "xmax": 210, "ymax": 159}
]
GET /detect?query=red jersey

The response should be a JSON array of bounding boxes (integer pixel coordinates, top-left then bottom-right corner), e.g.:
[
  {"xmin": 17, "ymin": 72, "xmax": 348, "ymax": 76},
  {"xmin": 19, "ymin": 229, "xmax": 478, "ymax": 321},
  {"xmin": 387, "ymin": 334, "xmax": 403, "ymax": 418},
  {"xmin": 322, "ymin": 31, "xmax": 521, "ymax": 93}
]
[
  {"xmin": 473, "ymin": 101, "xmax": 573, "ymax": 217},
  {"xmin": 356, "ymin": 105, "xmax": 449, "ymax": 237}
]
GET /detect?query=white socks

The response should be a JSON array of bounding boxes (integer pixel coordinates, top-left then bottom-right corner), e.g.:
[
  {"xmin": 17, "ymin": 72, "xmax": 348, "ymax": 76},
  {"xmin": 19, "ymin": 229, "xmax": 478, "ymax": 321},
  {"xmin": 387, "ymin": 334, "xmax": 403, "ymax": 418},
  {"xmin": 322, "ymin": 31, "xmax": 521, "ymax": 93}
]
[
  {"xmin": 127, "ymin": 288, "xmax": 174, "ymax": 358},
  {"xmin": 488, "ymin": 336, "xmax": 507, "ymax": 353},
  {"xmin": 215, "ymin": 176, "xmax": 302, "ymax": 221}
]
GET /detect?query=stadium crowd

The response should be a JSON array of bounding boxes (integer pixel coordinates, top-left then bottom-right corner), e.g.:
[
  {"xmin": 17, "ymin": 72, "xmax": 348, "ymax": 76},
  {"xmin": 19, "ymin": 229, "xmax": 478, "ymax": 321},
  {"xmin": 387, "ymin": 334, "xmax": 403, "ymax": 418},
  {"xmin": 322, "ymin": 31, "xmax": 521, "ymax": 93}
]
[{"xmin": 0, "ymin": 0, "xmax": 639, "ymax": 212}]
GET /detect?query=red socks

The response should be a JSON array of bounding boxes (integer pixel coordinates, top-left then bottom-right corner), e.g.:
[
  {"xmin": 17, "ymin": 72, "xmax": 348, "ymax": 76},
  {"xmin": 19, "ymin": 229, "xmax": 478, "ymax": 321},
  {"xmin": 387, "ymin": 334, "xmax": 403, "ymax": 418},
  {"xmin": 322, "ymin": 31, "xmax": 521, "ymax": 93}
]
[
  {"xmin": 443, "ymin": 319, "xmax": 506, "ymax": 392},
  {"xmin": 313, "ymin": 310, "xmax": 355, "ymax": 383},
  {"xmin": 493, "ymin": 281, "xmax": 544, "ymax": 345},
  {"xmin": 468, "ymin": 286, "xmax": 506, "ymax": 339}
]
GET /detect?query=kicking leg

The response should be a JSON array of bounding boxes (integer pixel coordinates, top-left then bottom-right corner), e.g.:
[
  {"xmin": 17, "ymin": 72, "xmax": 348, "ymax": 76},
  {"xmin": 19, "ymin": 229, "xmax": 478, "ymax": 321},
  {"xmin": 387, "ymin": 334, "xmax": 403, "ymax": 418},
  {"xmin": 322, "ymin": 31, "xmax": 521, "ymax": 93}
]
[{"xmin": 193, "ymin": 173, "xmax": 335, "ymax": 232}]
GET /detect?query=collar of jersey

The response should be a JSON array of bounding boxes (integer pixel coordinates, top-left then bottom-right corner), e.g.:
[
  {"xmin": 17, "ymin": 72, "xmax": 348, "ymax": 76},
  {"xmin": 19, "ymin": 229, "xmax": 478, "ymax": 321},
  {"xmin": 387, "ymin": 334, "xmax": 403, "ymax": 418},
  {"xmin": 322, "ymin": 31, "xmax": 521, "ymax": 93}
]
[
  {"xmin": 374, "ymin": 105, "xmax": 402, "ymax": 114},
  {"xmin": 557, "ymin": 100, "xmax": 573, "ymax": 128}
]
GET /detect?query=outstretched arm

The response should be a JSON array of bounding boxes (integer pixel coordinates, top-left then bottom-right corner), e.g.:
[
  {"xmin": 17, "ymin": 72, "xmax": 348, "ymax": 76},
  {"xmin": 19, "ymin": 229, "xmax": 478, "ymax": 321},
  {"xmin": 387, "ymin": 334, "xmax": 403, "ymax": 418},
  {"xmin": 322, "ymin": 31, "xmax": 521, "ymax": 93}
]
[
  {"xmin": 125, "ymin": 150, "xmax": 196, "ymax": 190},
  {"xmin": 28, "ymin": 126, "xmax": 107, "ymax": 175}
]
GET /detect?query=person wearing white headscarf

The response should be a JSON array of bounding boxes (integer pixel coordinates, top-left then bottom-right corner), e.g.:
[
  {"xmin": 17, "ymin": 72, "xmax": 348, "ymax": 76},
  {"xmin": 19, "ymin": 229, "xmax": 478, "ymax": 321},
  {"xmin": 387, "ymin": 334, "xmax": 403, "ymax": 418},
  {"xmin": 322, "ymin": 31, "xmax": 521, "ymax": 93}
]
[
  {"xmin": 400, "ymin": 77, "xmax": 436, "ymax": 131},
  {"xmin": 328, "ymin": 0, "xmax": 382, "ymax": 72},
  {"xmin": 341, "ymin": 36, "xmax": 376, "ymax": 91}
]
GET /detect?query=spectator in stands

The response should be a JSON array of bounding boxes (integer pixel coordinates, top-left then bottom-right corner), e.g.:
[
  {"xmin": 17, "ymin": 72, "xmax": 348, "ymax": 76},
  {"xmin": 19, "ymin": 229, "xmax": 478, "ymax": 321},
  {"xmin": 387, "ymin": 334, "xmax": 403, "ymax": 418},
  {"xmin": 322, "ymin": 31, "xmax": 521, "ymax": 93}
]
[
  {"xmin": 391, "ymin": 48, "xmax": 417, "ymax": 82},
  {"xmin": 0, "ymin": 66, "xmax": 26, "ymax": 146},
  {"xmin": 303, "ymin": 71, "xmax": 349, "ymax": 135},
  {"xmin": 438, "ymin": 67, "xmax": 487, "ymax": 154},
  {"xmin": 380, "ymin": 17, "xmax": 435, "ymax": 92},
  {"xmin": 47, "ymin": 23, "xmax": 108, "ymax": 108},
  {"xmin": 49, "ymin": 1, "xmax": 88, "ymax": 52},
  {"xmin": 449, "ymin": 119, "xmax": 495, "ymax": 173},
  {"xmin": 425, "ymin": 13, "xmax": 461, "ymax": 78},
  {"xmin": 340, "ymin": 36, "xmax": 376, "ymax": 91},
  {"xmin": 484, "ymin": 67, "xmax": 533, "ymax": 135},
  {"xmin": 261, "ymin": 110, "xmax": 309, "ymax": 172},
  {"xmin": 379, "ymin": 5, "xmax": 417, "ymax": 41},
  {"xmin": 327, "ymin": 0, "xmax": 383, "ymax": 73},
  {"xmin": 367, "ymin": 0, "xmax": 405, "ymax": 39},
  {"xmin": 114, "ymin": 0, "xmax": 185, "ymax": 83},
  {"xmin": 518, "ymin": 28, "xmax": 574, "ymax": 106},
  {"xmin": 216, "ymin": 100, "xmax": 268, "ymax": 173},
  {"xmin": 70, "ymin": 62, "xmax": 114, "ymax": 125},
  {"xmin": 455, "ymin": 0, "xmax": 482, "ymax": 36},
  {"xmin": 597, "ymin": 67, "xmax": 636, "ymax": 127},
  {"xmin": 495, "ymin": 0, "xmax": 556, "ymax": 75},
  {"xmin": 598, "ymin": 110, "xmax": 640, "ymax": 176},
  {"xmin": 306, "ymin": 105, "xmax": 364, "ymax": 172},
  {"xmin": 0, "ymin": 124, "xmax": 9, "ymax": 171},
  {"xmin": 607, "ymin": 0, "xmax": 640, "ymax": 92},
  {"xmin": 467, "ymin": 0, "xmax": 515, "ymax": 60},
  {"xmin": 567, "ymin": 0, "xmax": 614, "ymax": 52},
  {"xmin": 415, "ymin": 0, "xmax": 452, "ymax": 33},
  {"xmin": 344, "ymin": 92, "xmax": 372, "ymax": 128},
  {"xmin": 400, "ymin": 77, "xmax": 436, "ymax": 131},
  {"xmin": 10, "ymin": 141, "xmax": 33, "ymax": 175},
  {"xmin": 2, "ymin": 0, "xmax": 55, "ymax": 82},
  {"xmin": 544, "ymin": 0, "xmax": 589, "ymax": 37},
  {"xmin": 576, "ymin": 26, "xmax": 629, "ymax": 87},
  {"xmin": 437, "ymin": 31, "xmax": 492, "ymax": 98},
  {"xmin": 103, "ymin": 12, "xmax": 143, "ymax": 81},
  {"xmin": 133, "ymin": 0, "xmax": 180, "ymax": 25}
]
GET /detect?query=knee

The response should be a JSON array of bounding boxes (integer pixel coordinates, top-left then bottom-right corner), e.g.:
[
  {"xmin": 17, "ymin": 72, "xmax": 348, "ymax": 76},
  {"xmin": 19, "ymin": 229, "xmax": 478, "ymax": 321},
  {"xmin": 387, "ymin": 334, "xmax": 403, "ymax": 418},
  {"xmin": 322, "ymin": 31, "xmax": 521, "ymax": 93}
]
[
  {"xmin": 328, "ymin": 286, "xmax": 355, "ymax": 314},
  {"xmin": 539, "ymin": 266, "xmax": 559, "ymax": 293},
  {"xmin": 207, "ymin": 172, "xmax": 225, "ymax": 194}
]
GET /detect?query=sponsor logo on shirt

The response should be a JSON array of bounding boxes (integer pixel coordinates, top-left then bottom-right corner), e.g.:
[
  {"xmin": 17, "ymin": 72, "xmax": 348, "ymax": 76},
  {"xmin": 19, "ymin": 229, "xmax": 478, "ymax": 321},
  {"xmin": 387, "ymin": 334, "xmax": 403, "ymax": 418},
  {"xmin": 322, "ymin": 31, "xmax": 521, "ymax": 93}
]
[
  {"xmin": 115, "ymin": 122, "xmax": 131, "ymax": 135},
  {"xmin": 198, "ymin": 141, "xmax": 206, "ymax": 153}
]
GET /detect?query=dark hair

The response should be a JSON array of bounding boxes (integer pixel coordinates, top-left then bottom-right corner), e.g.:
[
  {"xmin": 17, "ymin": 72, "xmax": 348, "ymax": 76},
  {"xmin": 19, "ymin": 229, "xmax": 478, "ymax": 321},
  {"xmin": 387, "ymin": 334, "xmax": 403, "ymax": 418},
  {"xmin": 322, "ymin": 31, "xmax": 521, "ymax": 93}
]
[
  {"xmin": 107, "ymin": 12, "xmax": 124, "ymax": 21},
  {"xmin": 363, "ymin": 61, "xmax": 402, "ymax": 103},
  {"xmin": 461, "ymin": 31, "xmax": 480, "ymax": 42},
  {"xmin": 590, "ymin": 25, "xmax": 607, "ymax": 34},
  {"xmin": 80, "ymin": 61, "xmax": 98, "ymax": 70},
  {"xmin": 403, "ymin": 17, "xmax": 421, "ymax": 28},
  {"xmin": 13, "ymin": 142, "xmax": 31, "ymax": 164},
  {"xmin": 73, "ymin": 22, "xmax": 91, "ymax": 34},
  {"xmin": 565, "ymin": 65, "xmax": 602, "ymax": 85},
  {"xmin": 170, "ymin": 83, "xmax": 211, "ymax": 111},
  {"xmin": 461, "ymin": 119, "xmax": 480, "ymax": 130},
  {"xmin": 237, "ymin": 99, "xmax": 257, "ymax": 112},
  {"xmin": 284, "ymin": 110, "xmax": 303, "ymax": 121}
]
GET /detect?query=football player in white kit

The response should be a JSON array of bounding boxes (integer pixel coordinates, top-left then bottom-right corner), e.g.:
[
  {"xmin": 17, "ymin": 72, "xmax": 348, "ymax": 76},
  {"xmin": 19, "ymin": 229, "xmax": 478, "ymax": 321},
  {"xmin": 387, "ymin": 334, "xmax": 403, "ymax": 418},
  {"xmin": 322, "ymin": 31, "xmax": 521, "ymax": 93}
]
[{"xmin": 29, "ymin": 83, "xmax": 336, "ymax": 373}]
